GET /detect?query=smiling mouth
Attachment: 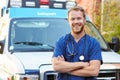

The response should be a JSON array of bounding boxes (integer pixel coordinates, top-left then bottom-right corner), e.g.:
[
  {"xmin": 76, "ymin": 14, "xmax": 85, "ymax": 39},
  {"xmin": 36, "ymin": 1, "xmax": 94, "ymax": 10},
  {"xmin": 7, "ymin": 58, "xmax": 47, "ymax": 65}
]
[{"xmin": 74, "ymin": 26, "xmax": 82, "ymax": 30}]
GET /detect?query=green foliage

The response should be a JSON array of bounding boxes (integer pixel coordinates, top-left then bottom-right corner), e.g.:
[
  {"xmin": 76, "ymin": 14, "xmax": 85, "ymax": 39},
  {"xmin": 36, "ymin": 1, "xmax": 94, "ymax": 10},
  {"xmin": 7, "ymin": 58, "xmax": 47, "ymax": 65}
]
[
  {"xmin": 94, "ymin": 0, "xmax": 120, "ymax": 40},
  {"xmin": 118, "ymin": 50, "xmax": 120, "ymax": 54},
  {"xmin": 93, "ymin": 0, "xmax": 120, "ymax": 53},
  {"xmin": 103, "ymin": 0, "xmax": 120, "ymax": 39}
]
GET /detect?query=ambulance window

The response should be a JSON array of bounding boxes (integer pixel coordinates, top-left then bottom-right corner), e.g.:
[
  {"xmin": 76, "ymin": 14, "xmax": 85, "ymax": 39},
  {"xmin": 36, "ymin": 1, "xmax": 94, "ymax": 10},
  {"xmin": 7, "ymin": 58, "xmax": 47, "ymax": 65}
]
[
  {"xmin": 9, "ymin": 18, "xmax": 70, "ymax": 52},
  {"xmin": 85, "ymin": 21, "xmax": 109, "ymax": 51}
]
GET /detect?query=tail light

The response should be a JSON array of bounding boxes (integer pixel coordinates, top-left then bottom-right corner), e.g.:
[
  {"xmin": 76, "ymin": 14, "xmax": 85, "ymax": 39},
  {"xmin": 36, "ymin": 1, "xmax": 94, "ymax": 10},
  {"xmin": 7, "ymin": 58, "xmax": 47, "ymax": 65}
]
[
  {"xmin": 40, "ymin": 0, "xmax": 49, "ymax": 5},
  {"xmin": 40, "ymin": 0, "xmax": 49, "ymax": 8}
]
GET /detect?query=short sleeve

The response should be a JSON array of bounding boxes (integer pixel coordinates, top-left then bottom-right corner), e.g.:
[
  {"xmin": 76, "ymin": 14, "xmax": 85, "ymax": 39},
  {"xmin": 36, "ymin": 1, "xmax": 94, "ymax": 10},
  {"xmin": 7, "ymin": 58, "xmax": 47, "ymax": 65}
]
[
  {"xmin": 88, "ymin": 38, "xmax": 103, "ymax": 64},
  {"xmin": 53, "ymin": 36, "xmax": 66, "ymax": 57}
]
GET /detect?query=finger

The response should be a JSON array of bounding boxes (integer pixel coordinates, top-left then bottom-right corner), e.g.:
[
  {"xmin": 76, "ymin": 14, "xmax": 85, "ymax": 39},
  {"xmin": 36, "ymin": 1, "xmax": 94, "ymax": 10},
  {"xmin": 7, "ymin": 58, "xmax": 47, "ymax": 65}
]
[
  {"xmin": 60, "ymin": 55, "xmax": 65, "ymax": 61},
  {"xmin": 57, "ymin": 56, "xmax": 62, "ymax": 60}
]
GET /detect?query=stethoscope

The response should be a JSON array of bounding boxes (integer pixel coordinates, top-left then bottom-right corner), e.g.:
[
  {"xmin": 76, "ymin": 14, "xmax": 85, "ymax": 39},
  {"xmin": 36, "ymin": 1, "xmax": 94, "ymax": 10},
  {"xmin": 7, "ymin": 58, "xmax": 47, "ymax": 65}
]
[{"xmin": 66, "ymin": 33, "xmax": 86, "ymax": 61}]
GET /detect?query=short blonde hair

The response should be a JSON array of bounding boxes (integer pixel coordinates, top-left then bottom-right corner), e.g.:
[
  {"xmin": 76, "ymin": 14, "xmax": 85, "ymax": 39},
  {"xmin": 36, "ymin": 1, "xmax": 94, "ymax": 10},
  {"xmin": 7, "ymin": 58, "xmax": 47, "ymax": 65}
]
[{"xmin": 67, "ymin": 6, "xmax": 86, "ymax": 18}]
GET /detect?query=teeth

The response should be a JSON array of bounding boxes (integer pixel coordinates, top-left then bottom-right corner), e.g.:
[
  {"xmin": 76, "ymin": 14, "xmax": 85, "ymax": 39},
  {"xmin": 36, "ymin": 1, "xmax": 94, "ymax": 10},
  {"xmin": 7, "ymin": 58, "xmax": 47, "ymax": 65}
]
[{"xmin": 73, "ymin": 26, "xmax": 82, "ymax": 30}]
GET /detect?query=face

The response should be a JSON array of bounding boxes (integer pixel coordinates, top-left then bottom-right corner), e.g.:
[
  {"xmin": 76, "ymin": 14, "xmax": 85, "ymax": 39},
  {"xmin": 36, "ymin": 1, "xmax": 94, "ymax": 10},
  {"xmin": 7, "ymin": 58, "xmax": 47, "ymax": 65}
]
[{"xmin": 68, "ymin": 10, "xmax": 86, "ymax": 34}]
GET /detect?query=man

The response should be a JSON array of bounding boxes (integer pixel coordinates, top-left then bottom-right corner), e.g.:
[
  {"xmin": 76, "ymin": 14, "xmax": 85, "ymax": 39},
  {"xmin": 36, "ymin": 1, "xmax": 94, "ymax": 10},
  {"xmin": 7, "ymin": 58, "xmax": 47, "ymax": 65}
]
[{"xmin": 52, "ymin": 6, "xmax": 102, "ymax": 80}]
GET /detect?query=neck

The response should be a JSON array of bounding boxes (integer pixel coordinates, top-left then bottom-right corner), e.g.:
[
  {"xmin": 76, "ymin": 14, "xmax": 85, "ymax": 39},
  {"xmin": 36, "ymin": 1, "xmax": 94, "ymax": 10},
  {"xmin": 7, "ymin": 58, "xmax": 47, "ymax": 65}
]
[{"xmin": 71, "ymin": 31, "xmax": 85, "ymax": 42}]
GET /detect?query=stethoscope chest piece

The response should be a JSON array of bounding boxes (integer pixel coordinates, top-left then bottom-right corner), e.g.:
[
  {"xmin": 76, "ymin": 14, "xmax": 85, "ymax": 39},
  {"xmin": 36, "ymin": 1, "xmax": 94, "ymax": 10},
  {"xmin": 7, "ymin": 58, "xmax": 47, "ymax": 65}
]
[{"xmin": 79, "ymin": 55, "xmax": 84, "ymax": 60}]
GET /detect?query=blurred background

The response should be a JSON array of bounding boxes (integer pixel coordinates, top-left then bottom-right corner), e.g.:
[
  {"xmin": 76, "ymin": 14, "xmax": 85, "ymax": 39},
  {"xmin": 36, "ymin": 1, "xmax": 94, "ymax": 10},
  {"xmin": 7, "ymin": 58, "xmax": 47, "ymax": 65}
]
[{"xmin": 0, "ymin": 0, "xmax": 120, "ymax": 53}]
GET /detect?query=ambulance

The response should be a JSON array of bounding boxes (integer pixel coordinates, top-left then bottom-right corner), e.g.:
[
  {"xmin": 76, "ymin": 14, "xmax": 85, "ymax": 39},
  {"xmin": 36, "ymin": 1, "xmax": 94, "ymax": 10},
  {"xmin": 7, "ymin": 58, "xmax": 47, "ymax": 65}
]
[{"xmin": 0, "ymin": 0, "xmax": 120, "ymax": 80}]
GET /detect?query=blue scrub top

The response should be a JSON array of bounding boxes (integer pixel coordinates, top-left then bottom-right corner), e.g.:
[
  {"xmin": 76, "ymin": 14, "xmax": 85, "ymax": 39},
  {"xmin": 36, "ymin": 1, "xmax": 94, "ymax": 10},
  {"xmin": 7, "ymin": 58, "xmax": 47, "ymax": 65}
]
[{"xmin": 53, "ymin": 34, "xmax": 102, "ymax": 80}]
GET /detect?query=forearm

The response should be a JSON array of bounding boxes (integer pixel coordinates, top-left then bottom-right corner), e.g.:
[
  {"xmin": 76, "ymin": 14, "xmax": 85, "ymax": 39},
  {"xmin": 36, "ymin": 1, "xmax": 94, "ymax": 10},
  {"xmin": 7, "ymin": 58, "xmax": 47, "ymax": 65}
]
[
  {"xmin": 69, "ymin": 66, "xmax": 99, "ymax": 77},
  {"xmin": 68, "ymin": 60, "xmax": 101, "ymax": 77},
  {"xmin": 56, "ymin": 62, "xmax": 88, "ymax": 73},
  {"xmin": 52, "ymin": 57, "xmax": 89, "ymax": 73}
]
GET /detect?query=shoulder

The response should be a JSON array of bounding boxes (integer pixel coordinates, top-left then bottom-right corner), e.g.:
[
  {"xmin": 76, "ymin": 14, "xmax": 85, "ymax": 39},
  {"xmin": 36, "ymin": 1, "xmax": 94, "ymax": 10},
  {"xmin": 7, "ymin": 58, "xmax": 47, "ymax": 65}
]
[
  {"xmin": 54, "ymin": 34, "xmax": 69, "ymax": 54},
  {"xmin": 85, "ymin": 34, "xmax": 100, "ymax": 46},
  {"xmin": 86, "ymin": 34, "xmax": 99, "ymax": 42},
  {"xmin": 57, "ymin": 34, "xmax": 69, "ymax": 44}
]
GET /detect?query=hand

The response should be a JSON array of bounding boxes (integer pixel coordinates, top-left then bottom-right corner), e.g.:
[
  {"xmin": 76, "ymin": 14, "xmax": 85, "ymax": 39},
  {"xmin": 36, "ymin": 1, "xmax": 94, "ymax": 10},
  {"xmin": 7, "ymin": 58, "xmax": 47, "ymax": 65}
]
[
  {"xmin": 52, "ymin": 55, "xmax": 65, "ymax": 65},
  {"xmin": 57, "ymin": 55, "xmax": 65, "ymax": 61},
  {"xmin": 83, "ymin": 62, "xmax": 89, "ymax": 67}
]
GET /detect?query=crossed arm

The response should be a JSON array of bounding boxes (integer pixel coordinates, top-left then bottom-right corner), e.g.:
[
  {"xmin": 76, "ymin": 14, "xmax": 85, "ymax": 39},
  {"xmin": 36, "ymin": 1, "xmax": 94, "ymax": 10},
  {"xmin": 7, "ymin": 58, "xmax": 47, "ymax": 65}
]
[{"xmin": 52, "ymin": 55, "xmax": 101, "ymax": 77}]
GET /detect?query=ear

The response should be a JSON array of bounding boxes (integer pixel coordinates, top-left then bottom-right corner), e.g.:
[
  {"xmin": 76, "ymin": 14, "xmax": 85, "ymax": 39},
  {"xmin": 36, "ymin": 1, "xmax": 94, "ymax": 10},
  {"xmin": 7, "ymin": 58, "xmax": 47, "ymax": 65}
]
[
  {"xmin": 67, "ymin": 18, "xmax": 69, "ymax": 22},
  {"xmin": 84, "ymin": 18, "xmax": 86, "ymax": 23}
]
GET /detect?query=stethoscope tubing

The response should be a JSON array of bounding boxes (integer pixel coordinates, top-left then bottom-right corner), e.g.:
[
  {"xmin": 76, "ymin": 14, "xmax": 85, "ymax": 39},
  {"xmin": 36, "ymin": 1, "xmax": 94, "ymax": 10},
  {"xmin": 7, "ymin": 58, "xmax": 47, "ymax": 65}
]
[{"xmin": 66, "ymin": 34, "xmax": 86, "ymax": 60}]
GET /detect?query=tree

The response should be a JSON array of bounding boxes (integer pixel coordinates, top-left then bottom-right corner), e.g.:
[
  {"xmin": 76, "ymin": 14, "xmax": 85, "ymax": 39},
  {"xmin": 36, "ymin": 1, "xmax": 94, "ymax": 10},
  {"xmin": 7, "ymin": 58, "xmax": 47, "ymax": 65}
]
[{"xmin": 93, "ymin": 0, "xmax": 120, "ymax": 53}]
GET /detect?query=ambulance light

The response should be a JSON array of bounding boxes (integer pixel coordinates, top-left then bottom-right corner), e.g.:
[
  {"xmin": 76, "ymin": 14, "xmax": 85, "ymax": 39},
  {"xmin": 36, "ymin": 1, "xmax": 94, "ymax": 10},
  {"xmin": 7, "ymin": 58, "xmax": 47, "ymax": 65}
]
[{"xmin": 10, "ymin": 0, "xmax": 22, "ymax": 7}]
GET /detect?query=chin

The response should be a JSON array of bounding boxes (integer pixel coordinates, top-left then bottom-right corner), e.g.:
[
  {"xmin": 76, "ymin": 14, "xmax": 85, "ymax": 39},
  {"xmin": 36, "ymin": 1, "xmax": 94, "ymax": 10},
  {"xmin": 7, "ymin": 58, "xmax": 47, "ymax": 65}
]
[
  {"xmin": 74, "ymin": 29, "xmax": 84, "ymax": 34},
  {"xmin": 73, "ymin": 31, "xmax": 81, "ymax": 34}
]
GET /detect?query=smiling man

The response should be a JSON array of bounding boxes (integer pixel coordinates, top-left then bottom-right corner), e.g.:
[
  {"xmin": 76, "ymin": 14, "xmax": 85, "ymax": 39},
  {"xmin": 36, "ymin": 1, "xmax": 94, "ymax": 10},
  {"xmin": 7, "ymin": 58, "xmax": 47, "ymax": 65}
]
[{"xmin": 52, "ymin": 6, "xmax": 103, "ymax": 80}]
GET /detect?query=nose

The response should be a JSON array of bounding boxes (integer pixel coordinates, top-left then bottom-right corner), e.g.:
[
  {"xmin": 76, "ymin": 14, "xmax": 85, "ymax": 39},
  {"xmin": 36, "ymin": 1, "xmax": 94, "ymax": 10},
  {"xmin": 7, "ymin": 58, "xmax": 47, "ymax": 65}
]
[{"xmin": 74, "ymin": 19, "xmax": 79, "ymax": 24}]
